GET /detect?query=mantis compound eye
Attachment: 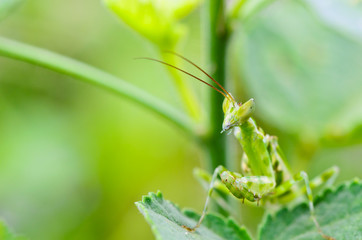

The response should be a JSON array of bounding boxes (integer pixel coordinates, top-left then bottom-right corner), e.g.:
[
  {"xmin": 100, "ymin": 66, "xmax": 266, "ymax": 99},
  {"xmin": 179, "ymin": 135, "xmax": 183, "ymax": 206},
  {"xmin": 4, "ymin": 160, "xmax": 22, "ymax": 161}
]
[{"xmin": 222, "ymin": 96, "xmax": 233, "ymax": 113}]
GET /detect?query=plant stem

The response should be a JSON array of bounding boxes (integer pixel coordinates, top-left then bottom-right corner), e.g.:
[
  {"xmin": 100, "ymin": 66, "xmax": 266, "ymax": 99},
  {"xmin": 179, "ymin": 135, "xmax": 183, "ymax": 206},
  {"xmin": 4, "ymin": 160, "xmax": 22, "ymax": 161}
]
[
  {"xmin": 0, "ymin": 36, "xmax": 196, "ymax": 136},
  {"xmin": 204, "ymin": 0, "xmax": 229, "ymax": 173},
  {"xmin": 160, "ymin": 51, "xmax": 202, "ymax": 122}
]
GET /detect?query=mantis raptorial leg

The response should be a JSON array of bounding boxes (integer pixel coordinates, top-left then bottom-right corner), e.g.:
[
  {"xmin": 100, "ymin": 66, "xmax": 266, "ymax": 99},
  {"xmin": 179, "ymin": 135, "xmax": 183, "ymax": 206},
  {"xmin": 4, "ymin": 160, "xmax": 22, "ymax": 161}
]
[{"xmin": 139, "ymin": 54, "xmax": 339, "ymax": 240}]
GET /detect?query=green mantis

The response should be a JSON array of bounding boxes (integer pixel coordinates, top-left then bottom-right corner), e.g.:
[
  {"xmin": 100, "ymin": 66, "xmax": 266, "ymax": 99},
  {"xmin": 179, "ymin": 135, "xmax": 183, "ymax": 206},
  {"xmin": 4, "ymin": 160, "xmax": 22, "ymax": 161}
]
[{"xmin": 140, "ymin": 53, "xmax": 339, "ymax": 240}]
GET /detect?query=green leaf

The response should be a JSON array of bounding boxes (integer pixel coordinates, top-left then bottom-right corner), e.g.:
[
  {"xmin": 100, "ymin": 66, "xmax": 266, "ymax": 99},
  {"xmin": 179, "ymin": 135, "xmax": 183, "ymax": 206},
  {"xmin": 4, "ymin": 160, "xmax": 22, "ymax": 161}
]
[
  {"xmin": 259, "ymin": 179, "xmax": 362, "ymax": 240},
  {"xmin": 0, "ymin": 0, "xmax": 23, "ymax": 21},
  {"xmin": 0, "ymin": 221, "xmax": 27, "ymax": 240},
  {"xmin": 136, "ymin": 191, "xmax": 252, "ymax": 240},
  {"xmin": 238, "ymin": 0, "xmax": 362, "ymax": 143}
]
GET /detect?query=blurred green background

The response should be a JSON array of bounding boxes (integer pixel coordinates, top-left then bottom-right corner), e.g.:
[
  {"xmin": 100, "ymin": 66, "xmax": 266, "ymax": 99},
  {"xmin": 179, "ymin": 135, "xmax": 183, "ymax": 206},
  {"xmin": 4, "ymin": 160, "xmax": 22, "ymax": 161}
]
[{"xmin": 0, "ymin": 0, "xmax": 361, "ymax": 239}]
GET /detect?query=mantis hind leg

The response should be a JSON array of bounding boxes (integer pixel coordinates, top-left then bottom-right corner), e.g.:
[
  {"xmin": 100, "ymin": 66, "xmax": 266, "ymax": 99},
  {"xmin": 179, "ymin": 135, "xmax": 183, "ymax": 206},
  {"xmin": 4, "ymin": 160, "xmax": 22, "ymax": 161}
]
[
  {"xmin": 271, "ymin": 167, "xmax": 339, "ymax": 240},
  {"xmin": 309, "ymin": 166, "xmax": 339, "ymax": 190},
  {"xmin": 298, "ymin": 171, "xmax": 335, "ymax": 240},
  {"xmin": 272, "ymin": 166, "xmax": 339, "ymax": 199}
]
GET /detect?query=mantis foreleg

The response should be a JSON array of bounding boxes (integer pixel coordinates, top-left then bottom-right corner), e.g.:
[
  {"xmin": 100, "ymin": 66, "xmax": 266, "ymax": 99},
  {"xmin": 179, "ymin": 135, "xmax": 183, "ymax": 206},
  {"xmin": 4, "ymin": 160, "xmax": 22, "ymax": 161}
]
[{"xmin": 186, "ymin": 165, "xmax": 275, "ymax": 231}]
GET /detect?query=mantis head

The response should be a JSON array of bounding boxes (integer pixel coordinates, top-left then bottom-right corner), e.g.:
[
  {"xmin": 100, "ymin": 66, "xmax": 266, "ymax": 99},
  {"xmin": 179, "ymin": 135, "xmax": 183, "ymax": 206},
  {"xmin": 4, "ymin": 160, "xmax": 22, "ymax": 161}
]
[{"xmin": 222, "ymin": 97, "xmax": 255, "ymax": 133}]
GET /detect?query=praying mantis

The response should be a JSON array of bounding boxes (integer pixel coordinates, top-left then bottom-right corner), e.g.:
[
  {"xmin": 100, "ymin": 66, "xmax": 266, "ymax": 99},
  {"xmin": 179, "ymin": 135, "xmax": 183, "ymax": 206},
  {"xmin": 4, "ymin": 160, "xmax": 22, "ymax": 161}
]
[{"xmin": 140, "ymin": 53, "xmax": 339, "ymax": 240}]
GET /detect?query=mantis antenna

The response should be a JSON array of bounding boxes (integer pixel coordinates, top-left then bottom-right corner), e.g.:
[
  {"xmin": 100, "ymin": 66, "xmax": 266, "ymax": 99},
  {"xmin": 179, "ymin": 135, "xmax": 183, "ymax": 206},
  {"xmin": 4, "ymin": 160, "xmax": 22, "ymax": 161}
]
[
  {"xmin": 164, "ymin": 51, "xmax": 235, "ymax": 103},
  {"xmin": 136, "ymin": 57, "xmax": 233, "ymax": 102}
]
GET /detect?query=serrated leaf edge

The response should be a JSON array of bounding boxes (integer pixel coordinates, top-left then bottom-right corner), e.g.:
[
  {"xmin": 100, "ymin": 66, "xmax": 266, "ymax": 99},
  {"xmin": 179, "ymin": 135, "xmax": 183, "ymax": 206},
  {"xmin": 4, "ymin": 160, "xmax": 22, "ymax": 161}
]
[
  {"xmin": 135, "ymin": 191, "xmax": 168, "ymax": 240},
  {"xmin": 136, "ymin": 191, "xmax": 252, "ymax": 240},
  {"xmin": 257, "ymin": 178, "xmax": 361, "ymax": 239},
  {"xmin": 183, "ymin": 208, "xmax": 251, "ymax": 238}
]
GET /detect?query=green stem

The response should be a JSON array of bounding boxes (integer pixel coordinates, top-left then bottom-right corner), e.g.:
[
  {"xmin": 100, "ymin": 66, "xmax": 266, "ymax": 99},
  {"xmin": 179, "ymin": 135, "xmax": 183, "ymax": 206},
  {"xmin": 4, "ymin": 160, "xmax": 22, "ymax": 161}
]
[
  {"xmin": 0, "ymin": 36, "xmax": 196, "ymax": 136},
  {"xmin": 204, "ymin": 0, "xmax": 229, "ymax": 173}
]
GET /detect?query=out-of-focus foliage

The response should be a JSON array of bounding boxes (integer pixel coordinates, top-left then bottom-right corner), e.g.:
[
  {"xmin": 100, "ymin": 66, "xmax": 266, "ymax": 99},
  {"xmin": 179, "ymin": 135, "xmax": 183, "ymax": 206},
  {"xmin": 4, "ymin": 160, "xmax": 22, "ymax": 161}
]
[
  {"xmin": 0, "ymin": 0, "xmax": 202, "ymax": 240},
  {"xmin": 137, "ymin": 192, "xmax": 252, "ymax": 240},
  {"xmin": 302, "ymin": 0, "xmax": 362, "ymax": 42},
  {"xmin": 0, "ymin": 0, "xmax": 24, "ymax": 21},
  {"xmin": 259, "ymin": 179, "xmax": 362, "ymax": 240},
  {"xmin": 238, "ymin": 0, "xmax": 362, "ymax": 145},
  {"xmin": 104, "ymin": 0, "xmax": 202, "ymax": 48},
  {"xmin": 0, "ymin": 221, "xmax": 26, "ymax": 240}
]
